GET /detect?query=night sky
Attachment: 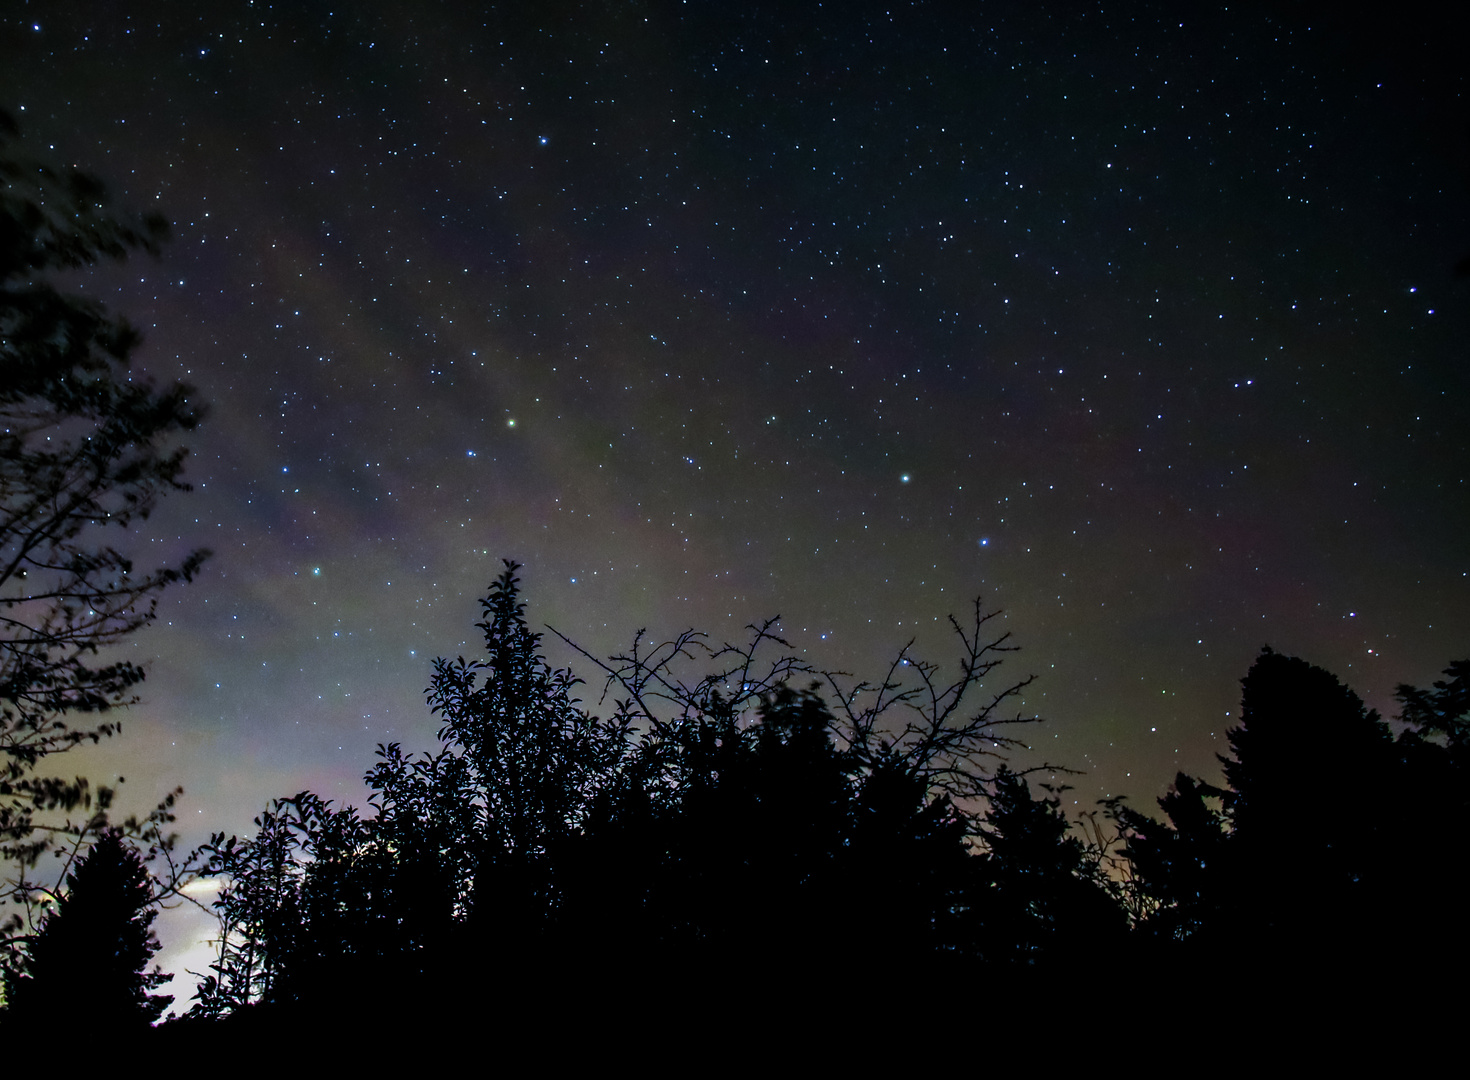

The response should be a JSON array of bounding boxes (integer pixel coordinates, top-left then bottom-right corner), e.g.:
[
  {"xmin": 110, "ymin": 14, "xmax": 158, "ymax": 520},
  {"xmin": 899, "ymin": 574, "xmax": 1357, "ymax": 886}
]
[{"xmin": 4, "ymin": 1, "xmax": 1468, "ymax": 996}]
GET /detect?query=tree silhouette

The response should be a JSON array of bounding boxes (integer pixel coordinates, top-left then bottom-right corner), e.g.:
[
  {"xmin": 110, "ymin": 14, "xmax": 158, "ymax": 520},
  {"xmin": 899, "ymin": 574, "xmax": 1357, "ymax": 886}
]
[
  {"xmin": 613, "ymin": 685, "xmax": 863, "ymax": 979},
  {"xmin": 1111, "ymin": 772, "xmax": 1230, "ymax": 943},
  {"xmin": 181, "ymin": 568, "xmax": 1470, "ymax": 1034},
  {"xmin": 422, "ymin": 561, "xmax": 629, "ymax": 948},
  {"xmin": 551, "ymin": 588, "xmax": 1044, "ymax": 990},
  {"xmin": 0, "ymin": 109, "xmax": 209, "ymax": 978},
  {"xmin": 193, "ymin": 564, "xmax": 1055, "ymax": 1020},
  {"xmin": 1386, "ymin": 660, "xmax": 1470, "ymax": 983},
  {"xmin": 191, "ymin": 792, "xmax": 383, "ymax": 1018},
  {"xmin": 966, "ymin": 766, "xmax": 1125, "ymax": 972},
  {"xmin": 191, "ymin": 564, "xmax": 636, "ymax": 1019},
  {"xmin": 3, "ymin": 829, "xmax": 171, "ymax": 1028},
  {"xmin": 1396, "ymin": 659, "xmax": 1470, "ymax": 750},
  {"xmin": 1110, "ymin": 647, "xmax": 1457, "ymax": 1000},
  {"xmin": 1220, "ymin": 649, "xmax": 1399, "ymax": 971}
]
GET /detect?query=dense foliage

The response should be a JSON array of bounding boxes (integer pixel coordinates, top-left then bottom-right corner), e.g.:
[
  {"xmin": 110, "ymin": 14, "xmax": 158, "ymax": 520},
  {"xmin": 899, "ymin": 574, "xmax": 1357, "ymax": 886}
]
[
  {"xmin": 188, "ymin": 564, "xmax": 1067, "ymax": 1019},
  {"xmin": 179, "ymin": 565, "xmax": 1468, "ymax": 1035}
]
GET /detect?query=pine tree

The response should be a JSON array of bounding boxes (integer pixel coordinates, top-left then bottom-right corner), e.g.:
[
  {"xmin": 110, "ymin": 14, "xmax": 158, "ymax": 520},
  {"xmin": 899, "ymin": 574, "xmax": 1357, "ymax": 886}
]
[
  {"xmin": 969, "ymin": 767, "xmax": 1125, "ymax": 970},
  {"xmin": 5, "ymin": 830, "xmax": 171, "ymax": 1026}
]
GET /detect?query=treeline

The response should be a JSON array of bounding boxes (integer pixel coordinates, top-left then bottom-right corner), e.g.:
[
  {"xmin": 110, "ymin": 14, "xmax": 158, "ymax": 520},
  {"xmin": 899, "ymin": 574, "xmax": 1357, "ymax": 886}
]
[
  {"xmin": 155, "ymin": 564, "xmax": 1466, "ymax": 1035},
  {"xmin": 183, "ymin": 563, "xmax": 1093, "ymax": 1025}
]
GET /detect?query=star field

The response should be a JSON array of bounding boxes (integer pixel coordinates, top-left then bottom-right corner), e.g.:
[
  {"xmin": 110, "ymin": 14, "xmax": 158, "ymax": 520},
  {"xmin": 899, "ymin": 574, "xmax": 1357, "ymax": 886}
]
[{"xmin": 3, "ymin": 0, "xmax": 1467, "ymax": 984}]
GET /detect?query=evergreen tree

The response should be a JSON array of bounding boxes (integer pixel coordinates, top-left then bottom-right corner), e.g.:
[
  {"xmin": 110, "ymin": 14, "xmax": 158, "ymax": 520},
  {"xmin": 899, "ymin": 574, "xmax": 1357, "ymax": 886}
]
[
  {"xmin": 1113, "ymin": 772, "xmax": 1230, "ymax": 943},
  {"xmin": 4, "ymin": 830, "xmax": 171, "ymax": 1027},
  {"xmin": 1116, "ymin": 648, "xmax": 1421, "ymax": 992},
  {"xmin": 968, "ymin": 767, "xmax": 1124, "ymax": 970},
  {"xmin": 1221, "ymin": 650, "xmax": 1397, "ymax": 963}
]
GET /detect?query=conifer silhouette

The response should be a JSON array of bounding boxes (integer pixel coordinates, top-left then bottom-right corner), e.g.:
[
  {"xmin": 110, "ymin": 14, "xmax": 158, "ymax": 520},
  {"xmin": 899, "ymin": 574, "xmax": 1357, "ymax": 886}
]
[{"xmin": 6, "ymin": 830, "xmax": 171, "ymax": 1026}]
